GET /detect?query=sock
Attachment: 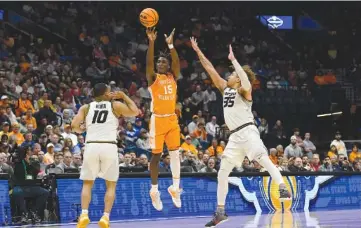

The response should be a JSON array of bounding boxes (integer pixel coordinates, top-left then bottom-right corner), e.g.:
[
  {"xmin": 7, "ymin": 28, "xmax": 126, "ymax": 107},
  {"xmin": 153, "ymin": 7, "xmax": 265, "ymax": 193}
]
[
  {"xmin": 216, "ymin": 206, "xmax": 225, "ymax": 214},
  {"xmin": 81, "ymin": 209, "xmax": 88, "ymax": 215},
  {"xmin": 217, "ymin": 158, "xmax": 234, "ymax": 207},
  {"xmin": 103, "ymin": 212, "xmax": 109, "ymax": 218},
  {"xmin": 169, "ymin": 150, "xmax": 181, "ymax": 189},
  {"xmin": 151, "ymin": 184, "xmax": 158, "ymax": 192},
  {"xmin": 258, "ymin": 155, "xmax": 285, "ymax": 185}
]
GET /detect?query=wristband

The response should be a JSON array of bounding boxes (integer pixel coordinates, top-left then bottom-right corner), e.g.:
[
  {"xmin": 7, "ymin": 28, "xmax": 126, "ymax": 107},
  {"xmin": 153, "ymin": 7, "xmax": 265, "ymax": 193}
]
[{"xmin": 168, "ymin": 44, "xmax": 174, "ymax": 49}]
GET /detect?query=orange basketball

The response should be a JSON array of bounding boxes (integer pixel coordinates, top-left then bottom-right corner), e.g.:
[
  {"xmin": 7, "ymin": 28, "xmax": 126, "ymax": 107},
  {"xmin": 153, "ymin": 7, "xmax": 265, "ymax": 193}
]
[{"xmin": 139, "ymin": 8, "xmax": 159, "ymax": 28}]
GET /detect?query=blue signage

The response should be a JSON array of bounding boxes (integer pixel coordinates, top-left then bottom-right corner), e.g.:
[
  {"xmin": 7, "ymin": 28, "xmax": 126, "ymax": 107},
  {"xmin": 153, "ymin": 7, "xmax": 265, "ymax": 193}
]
[
  {"xmin": 57, "ymin": 175, "xmax": 361, "ymax": 222},
  {"xmin": 257, "ymin": 15, "xmax": 293, "ymax": 30},
  {"xmin": 0, "ymin": 179, "xmax": 11, "ymax": 225}
]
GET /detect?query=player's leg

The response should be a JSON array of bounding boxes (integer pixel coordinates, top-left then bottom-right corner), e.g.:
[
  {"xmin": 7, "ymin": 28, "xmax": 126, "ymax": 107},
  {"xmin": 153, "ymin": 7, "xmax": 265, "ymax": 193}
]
[
  {"xmin": 97, "ymin": 144, "xmax": 119, "ymax": 228},
  {"xmin": 205, "ymin": 148, "xmax": 240, "ymax": 228},
  {"xmin": 149, "ymin": 115, "xmax": 165, "ymax": 211},
  {"xmin": 250, "ymin": 132, "xmax": 291, "ymax": 201},
  {"xmin": 77, "ymin": 144, "xmax": 99, "ymax": 228},
  {"xmin": 164, "ymin": 117, "xmax": 181, "ymax": 207}
]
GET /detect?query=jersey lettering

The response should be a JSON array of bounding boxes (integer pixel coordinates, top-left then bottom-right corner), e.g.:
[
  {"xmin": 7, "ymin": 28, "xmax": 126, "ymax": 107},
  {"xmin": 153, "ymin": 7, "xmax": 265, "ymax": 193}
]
[
  {"xmin": 163, "ymin": 85, "xmax": 173, "ymax": 94},
  {"xmin": 92, "ymin": 110, "xmax": 109, "ymax": 124}
]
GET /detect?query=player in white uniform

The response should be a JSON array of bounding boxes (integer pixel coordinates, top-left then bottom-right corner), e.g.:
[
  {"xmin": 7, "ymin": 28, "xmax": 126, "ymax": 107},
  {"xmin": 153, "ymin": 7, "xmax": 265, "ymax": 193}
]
[
  {"xmin": 190, "ymin": 38, "xmax": 291, "ymax": 227},
  {"xmin": 71, "ymin": 83, "xmax": 139, "ymax": 228}
]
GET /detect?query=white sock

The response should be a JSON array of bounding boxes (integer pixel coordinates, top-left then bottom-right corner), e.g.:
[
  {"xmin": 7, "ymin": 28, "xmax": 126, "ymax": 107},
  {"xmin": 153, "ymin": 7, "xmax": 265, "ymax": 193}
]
[
  {"xmin": 103, "ymin": 212, "xmax": 109, "ymax": 218},
  {"xmin": 258, "ymin": 155, "xmax": 285, "ymax": 185},
  {"xmin": 217, "ymin": 158, "xmax": 235, "ymax": 206},
  {"xmin": 81, "ymin": 209, "xmax": 88, "ymax": 214},
  {"xmin": 151, "ymin": 184, "xmax": 158, "ymax": 192},
  {"xmin": 169, "ymin": 150, "xmax": 181, "ymax": 189}
]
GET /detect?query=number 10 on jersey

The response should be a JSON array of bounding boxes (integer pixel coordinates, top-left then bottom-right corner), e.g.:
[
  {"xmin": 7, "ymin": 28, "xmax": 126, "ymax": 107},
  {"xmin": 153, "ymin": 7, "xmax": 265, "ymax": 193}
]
[{"xmin": 92, "ymin": 110, "xmax": 109, "ymax": 124}]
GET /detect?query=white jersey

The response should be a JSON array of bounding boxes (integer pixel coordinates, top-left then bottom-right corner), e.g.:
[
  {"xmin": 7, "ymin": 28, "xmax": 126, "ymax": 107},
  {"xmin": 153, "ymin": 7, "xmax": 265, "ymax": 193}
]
[
  {"xmin": 85, "ymin": 101, "xmax": 119, "ymax": 142},
  {"xmin": 223, "ymin": 87, "xmax": 254, "ymax": 131}
]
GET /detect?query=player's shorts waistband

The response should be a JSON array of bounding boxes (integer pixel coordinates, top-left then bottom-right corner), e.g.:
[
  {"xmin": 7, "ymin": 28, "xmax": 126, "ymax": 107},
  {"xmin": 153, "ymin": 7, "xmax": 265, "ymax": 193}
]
[
  {"xmin": 229, "ymin": 122, "xmax": 255, "ymax": 134},
  {"xmin": 86, "ymin": 141, "xmax": 117, "ymax": 145},
  {"xmin": 151, "ymin": 113, "xmax": 176, "ymax": 117}
]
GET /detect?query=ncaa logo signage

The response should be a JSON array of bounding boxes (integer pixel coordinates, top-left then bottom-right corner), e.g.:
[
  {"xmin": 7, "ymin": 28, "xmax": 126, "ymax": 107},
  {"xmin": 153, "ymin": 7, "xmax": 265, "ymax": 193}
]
[{"xmin": 229, "ymin": 175, "xmax": 334, "ymax": 213}]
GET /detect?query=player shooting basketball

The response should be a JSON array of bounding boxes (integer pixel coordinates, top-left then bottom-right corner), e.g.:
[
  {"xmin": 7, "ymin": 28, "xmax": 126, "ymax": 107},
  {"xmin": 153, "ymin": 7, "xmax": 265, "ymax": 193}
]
[{"xmin": 145, "ymin": 27, "xmax": 182, "ymax": 211}]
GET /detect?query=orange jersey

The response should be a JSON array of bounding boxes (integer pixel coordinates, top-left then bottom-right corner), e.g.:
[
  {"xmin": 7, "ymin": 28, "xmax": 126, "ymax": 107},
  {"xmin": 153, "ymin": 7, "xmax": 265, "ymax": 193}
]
[{"xmin": 148, "ymin": 73, "xmax": 177, "ymax": 115}]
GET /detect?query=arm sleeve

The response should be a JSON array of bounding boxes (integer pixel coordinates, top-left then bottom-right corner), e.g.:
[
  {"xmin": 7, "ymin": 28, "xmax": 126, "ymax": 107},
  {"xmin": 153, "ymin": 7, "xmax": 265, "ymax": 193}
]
[{"xmin": 231, "ymin": 59, "xmax": 251, "ymax": 91}]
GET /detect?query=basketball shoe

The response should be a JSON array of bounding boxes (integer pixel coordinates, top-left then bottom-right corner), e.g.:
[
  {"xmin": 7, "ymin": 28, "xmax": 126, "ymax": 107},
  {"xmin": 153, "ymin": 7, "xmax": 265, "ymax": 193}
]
[
  {"xmin": 77, "ymin": 213, "xmax": 90, "ymax": 228},
  {"xmin": 168, "ymin": 185, "xmax": 182, "ymax": 208},
  {"xmin": 150, "ymin": 190, "xmax": 163, "ymax": 211},
  {"xmin": 205, "ymin": 212, "xmax": 229, "ymax": 227},
  {"xmin": 98, "ymin": 215, "xmax": 110, "ymax": 228}
]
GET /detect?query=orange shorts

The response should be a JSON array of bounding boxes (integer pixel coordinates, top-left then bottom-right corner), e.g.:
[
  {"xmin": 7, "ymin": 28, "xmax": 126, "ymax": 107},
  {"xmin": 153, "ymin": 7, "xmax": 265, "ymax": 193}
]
[{"xmin": 149, "ymin": 114, "xmax": 180, "ymax": 154}]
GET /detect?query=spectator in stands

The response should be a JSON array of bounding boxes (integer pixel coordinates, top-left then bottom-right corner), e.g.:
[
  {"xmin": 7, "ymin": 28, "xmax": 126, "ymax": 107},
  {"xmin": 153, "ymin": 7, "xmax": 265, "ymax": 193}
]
[
  {"xmin": 187, "ymin": 115, "xmax": 199, "ymax": 134},
  {"xmin": 119, "ymin": 153, "xmax": 134, "ymax": 167},
  {"xmin": 303, "ymin": 132, "xmax": 316, "ymax": 159},
  {"xmin": 9, "ymin": 123, "xmax": 25, "ymax": 146},
  {"xmin": 301, "ymin": 155, "xmax": 311, "ymax": 171},
  {"xmin": 0, "ymin": 106, "xmax": 11, "ymax": 127},
  {"xmin": 353, "ymin": 160, "xmax": 361, "ymax": 172},
  {"xmin": 269, "ymin": 148, "xmax": 278, "ymax": 165},
  {"xmin": 24, "ymin": 108, "xmax": 37, "ymax": 130},
  {"xmin": 207, "ymin": 139, "xmax": 224, "ymax": 158},
  {"xmin": 125, "ymin": 122, "xmax": 137, "ymax": 145},
  {"xmin": 327, "ymin": 145, "xmax": 338, "ymax": 158},
  {"xmin": 292, "ymin": 128, "xmax": 303, "ymax": 147},
  {"xmin": 310, "ymin": 154, "xmax": 321, "ymax": 171},
  {"xmin": 330, "ymin": 131, "xmax": 347, "ymax": 157},
  {"xmin": 284, "ymin": 136, "xmax": 303, "ymax": 159},
  {"xmin": 191, "ymin": 85, "xmax": 204, "ymax": 111},
  {"xmin": 330, "ymin": 154, "xmax": 341, "ymax": 171},
  {"xmin": 21, "ymin": 132, "xmax": 34, "ymax": 148},
  {"xmin": 181, "ymin": 135, "xmax": 198, "ymax": 156},
  {"xmin": 194, "ymin": 122, "xmax": 207, "ymax": 143},
  {"xmin": 159, "ymin": 154, "xmax": 171, "ymax": 172},
  {"xmin": 46, "ymin": 153, "xmax": 64, "ymax": 174},
  {"xmin": 203, "ymin": 86, "xmax": 216, "ymax": 113},
  {"xmin": 0, "ymin": 152, "xmax": 14, "ymax": 175},
  {"xmin": 205, "ymin": 116, "xmax": 219, "ymax": 142},
  {"xmin": 348, "ymin": 143, "xmax": 361, "ymax": 163},
  {"xmin": 135, "ymin": 129, "xmax": 150, "ymax": 151},
  {"xmin": 56, "ymin": 151, "xmax": 75, "ymax": 173},
  {"xmin": 320, "ymin": 156, "xmax": 334, "ymax": 172},
  {"xmin": 289, "ymin": 157, "xmax": 307, "ymax": 172},
  {"xmin": 276, "ymin": 144, "xmax": 284, "ymax": 157},
  {"xmin": 136, "ymin": 154, "xmax": 149, "ymax": 170},
  {"xmin": 199, "ymin": 158, "xmax": 217, "ymax": 173},
  {"xmin": 43, "ymin": 143, "xmax": 55, "ymax": 165},
  {"xmin": 0, "ymin": 122, "xmax": 11, "ymax": 137},
  {"xmin": 5, "ymin": 106, "xmax": 17, "ymax": 125},
  {"xmin": 72, "ymin": 153, "xmax": 82, "ymax": 169},
  {"xmin": 61, "ymin": 124, "xmax": 78, "ymax": 146},
  {"xmin": 73, "ymin": 135, "xmax": 85, "ymax": 154},
  {"xmin": 181, "ymin": 152, "xmax": 199, "ymax": 172},
  {"xmin": 258, "ymin": 118, "xmax": 269, "ymax": 139},
  {"xmin": 49, "ymin": 134, "xmax": 63, "ymax": 152},
  {"xmin": 37, "ymin": 100, "xmax": 57, "ymax": 125},
  {"xmin": 16, "ymin": 92, "xmax": 35, "ymax": 116},
  {"xmin": 272, "ymin": 120, "xmax": 287, "ymax": 142},
  {"xmin": 137, "ymin": 81, "xmax": 151, "ymax": 101}
]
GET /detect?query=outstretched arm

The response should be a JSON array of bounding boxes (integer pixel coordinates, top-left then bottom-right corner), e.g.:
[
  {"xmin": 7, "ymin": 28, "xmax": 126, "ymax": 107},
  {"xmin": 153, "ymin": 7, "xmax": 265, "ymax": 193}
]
[
  {"xmin": 190, "ymin": 37, "xmax": 227, "ymax": 92},
  {"xmin": 146, "ymin": 27, "xmax": 157, "ymax": 85},
  {"xmin": 111, "ymin": 91, "xmax": 139, "ymax": 117},
  {"xmin": 228, "ymin": 45, "xmax": 251, "ymax": 91},
  {"xmin": 165, "ymin": 28, "xmax": 180, "ymax": 79}
]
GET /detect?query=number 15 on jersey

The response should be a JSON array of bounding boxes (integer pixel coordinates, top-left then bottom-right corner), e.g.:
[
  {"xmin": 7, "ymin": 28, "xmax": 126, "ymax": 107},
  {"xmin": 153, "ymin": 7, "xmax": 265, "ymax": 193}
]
[{"xmin": 163, "ymin": 85, "xmax": 173, "ymax": 95}]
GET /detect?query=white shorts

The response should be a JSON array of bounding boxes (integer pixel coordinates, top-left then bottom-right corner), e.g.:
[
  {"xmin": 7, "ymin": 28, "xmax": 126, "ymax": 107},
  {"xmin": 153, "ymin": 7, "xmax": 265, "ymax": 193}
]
[
  {"xmin": 222, "ymin": 125, "xmax": 267, "ymax": 167},
  {"xmin": 80, "ymin": 143, "xmax": 119, "ymax": 182}
]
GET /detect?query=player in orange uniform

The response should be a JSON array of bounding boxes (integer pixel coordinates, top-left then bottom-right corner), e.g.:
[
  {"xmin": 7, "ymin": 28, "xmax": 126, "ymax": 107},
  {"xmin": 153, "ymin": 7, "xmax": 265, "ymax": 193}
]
[{"xmin": 146, "ymin": 27, "xmax": 182, "ymax": 211}]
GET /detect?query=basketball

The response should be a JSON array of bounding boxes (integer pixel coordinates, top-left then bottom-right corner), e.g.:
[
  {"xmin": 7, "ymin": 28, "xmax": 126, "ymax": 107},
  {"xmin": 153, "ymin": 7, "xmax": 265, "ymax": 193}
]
[{"xmin": 139, "ymin": 8, "xmax": 159, "ymax": 28}]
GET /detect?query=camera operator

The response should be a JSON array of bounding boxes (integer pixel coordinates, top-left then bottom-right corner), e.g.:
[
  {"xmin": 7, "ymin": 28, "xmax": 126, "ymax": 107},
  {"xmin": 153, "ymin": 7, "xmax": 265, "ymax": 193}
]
[{"xmin": 12, "ymin": 146, "xmax": 50, "ymax": 224}]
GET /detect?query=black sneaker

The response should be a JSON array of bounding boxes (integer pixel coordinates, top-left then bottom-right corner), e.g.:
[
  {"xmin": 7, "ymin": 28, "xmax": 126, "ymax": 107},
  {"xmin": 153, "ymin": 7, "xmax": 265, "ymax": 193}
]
[
  {"xmin": 30, "ymin": 211, "xmax": 42, "ymax": 224},
  {"xmin": 279, "ymin": 188, "xmax": 291, "ymax": 201},
  {"xmin": 205, "ymin": 212, "xmax": 229, "ymax": 227}
]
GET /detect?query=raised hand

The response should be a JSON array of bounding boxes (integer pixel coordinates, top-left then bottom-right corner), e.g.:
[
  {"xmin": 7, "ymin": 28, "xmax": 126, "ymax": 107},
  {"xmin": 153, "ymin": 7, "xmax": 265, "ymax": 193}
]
[
  {"xmin": 109, "ymin": 91, "xmax": 126, "ymax": 100},
  {"xmin": 146, "ymin": 27, "xmax": 157, "ymax": 42},
  {"xmin": 164, "ymin": 28, "xmax": 175, "ymax": 45},
  {"xmin": 190, "ymin": 37, "xmax": 200, "ymax": 52},
  {"xmin": 228, "ymin": 44, "xmax": 236, "ymax": 61}
]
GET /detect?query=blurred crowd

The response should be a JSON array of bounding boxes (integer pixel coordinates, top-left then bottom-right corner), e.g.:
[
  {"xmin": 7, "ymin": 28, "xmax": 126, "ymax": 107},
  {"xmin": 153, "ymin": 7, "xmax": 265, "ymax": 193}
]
[{"xmin": 0, "ymin": 2, "xmax": 360, "ymax": 181}]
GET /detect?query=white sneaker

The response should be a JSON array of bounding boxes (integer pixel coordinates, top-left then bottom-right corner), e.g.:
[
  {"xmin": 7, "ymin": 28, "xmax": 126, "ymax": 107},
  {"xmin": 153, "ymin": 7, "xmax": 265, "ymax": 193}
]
[
  {"xmin": 150, "ymin": 190, "xmax": 163, "ymax": 211},
  {"xmin": 168, "ymin": 185, "xmax": 182, "ymax": 208}
]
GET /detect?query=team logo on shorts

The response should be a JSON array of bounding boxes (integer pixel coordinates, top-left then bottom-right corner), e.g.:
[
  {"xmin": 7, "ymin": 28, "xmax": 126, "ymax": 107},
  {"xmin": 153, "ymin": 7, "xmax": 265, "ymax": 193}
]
[{"xmin": 229, "ymin": 175, "xmax": 334, "ymax": 213}]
